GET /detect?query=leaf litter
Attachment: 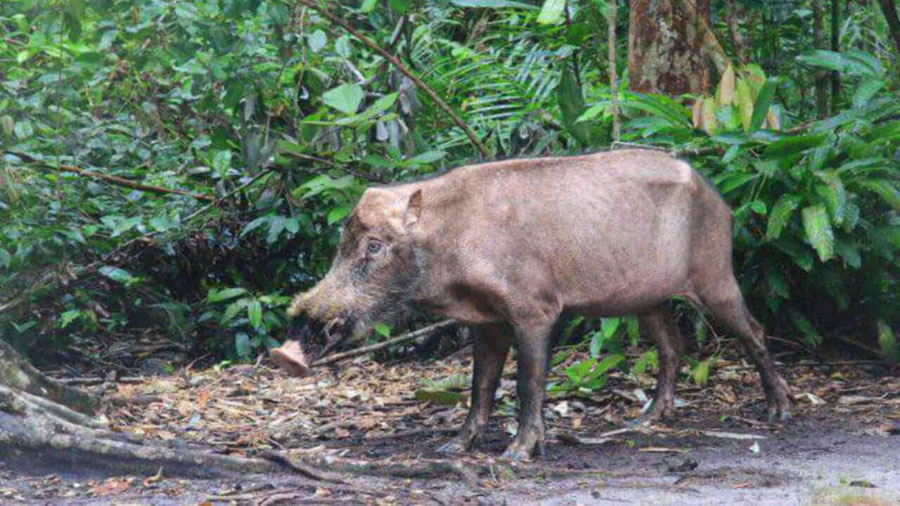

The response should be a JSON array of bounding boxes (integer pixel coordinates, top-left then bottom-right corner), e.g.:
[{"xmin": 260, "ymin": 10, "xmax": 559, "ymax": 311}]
[{"xmin": 5, "ymin": 350, "xmax": 899, "ymax": 503}]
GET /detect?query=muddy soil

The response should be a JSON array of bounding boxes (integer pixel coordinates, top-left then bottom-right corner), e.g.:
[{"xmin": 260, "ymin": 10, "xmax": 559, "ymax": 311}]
[{"xmin": 2, "ymin": 355, "xmax": 898, "ymax": 505}]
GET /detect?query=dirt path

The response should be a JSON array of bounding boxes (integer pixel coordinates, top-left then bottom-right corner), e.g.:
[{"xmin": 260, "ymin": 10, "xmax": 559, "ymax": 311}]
[{"xmin": 2, "ymin": 356, "xmax": 898, "ymax": 504}]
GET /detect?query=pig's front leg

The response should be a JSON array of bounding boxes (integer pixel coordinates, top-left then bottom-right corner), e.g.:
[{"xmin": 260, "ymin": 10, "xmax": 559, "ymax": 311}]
[
  {"xmin": 439, "ymin": 323, "xmax": 512, "ymax": 453},
  {"xmin": 501, "ymin": 320, "xmax": 554, "ymax": 461}
]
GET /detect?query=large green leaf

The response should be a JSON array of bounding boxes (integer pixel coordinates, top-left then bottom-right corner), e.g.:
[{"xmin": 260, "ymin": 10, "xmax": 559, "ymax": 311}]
[
  {"xmin": 797, "ymin": 50, "xmax": 883, "ymax": 78},
  {"xmin": 735, "ymin": 78, "xmax": 754, "ymax": 132},
  {"xmin": 877, "ymin": 320, "xmax": 900, "ymax": 363},
  {"xmin": 749, "ymin": 77, "xmax": 778, "ymax": 132},
  {"xmin": 765, "ymin": 194, "xmax": 803, "ymax": 241},
  {"xmin": 763, "ymin": 134, "xmax": 826, "ymax": 159},
  {"xmin": 857, "ymin": 180, "xmax": 900, "ymax": 210},
  {"xmin": 408, "ymin": 150, "xmax": 446, "ymax": 164},
  {"xmin": 558, "ymin": 64, "xmax": 593, "ymax": 146},
  {"xmin": 537, "ymin": 0, "xmax": 566, "ymax": 24},
  {"xmin": 208, "ymin": 288, "xmax": 248, "ymax": 303},
  {"xmin": 815, "ymin": 173, "xmax": 847, "ymax": 225},
  {"xmin": 801, "ymin": 205, "xmax": 835, "ymax": 262},
  {"xmin": 322, "ymin": 83, "xmax": 364, "ymax": 114},
  {"xmin": 248, "ymin": 300, "xmax": 263, "ymax": 329},
  {"xmin": 99, "ymin": 266, "xmax": 137, "ymax": 285},
  {"xmin": 852, "ymin": 79, "xmax": 884, "ymax": 108},
  {"xmin": 715, "ymin": 172, "xmax": 757, "ymax": 194},
  {"xmin": 235, "ymin": 332, "xmax": 252, "ymax": 359}
]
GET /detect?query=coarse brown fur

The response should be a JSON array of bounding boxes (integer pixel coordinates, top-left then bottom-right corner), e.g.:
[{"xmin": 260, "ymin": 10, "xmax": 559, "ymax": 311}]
[{"xmin": 281, "ymin": 149, "xmax": 792, "ymax": 460}]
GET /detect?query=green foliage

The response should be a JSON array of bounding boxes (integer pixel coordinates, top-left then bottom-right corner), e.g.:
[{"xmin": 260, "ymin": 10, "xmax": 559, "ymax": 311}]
[
  {"xmin": 593, "ymin": 57, "xmax": 900, "ymax": 348},
  {"xmin": 1, "ymin": 0, "xmax": 897, "ymax": 372},
  {"xmin": 549, "ymin": 353, "xmax": 625, "ymax": 397}
]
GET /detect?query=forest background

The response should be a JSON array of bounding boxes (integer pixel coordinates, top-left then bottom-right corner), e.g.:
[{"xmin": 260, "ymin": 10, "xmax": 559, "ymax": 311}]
[{"xmin": 1, "ymin": 0, "xmax": 899, "ymax": 385}]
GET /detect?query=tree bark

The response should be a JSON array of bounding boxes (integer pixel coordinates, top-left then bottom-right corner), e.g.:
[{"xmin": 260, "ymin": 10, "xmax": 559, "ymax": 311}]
[
  {"xmin": 877, "ymin": 0, "xmax": 900, "ymax": 55},
  {"xmin": 813, "ymin": 0, "xmax": 830, "ymax": 119},
  {"xmin": 0, "ymin": 338, "xmax": 98, "ymax": 414},
  {"xmin": 627, "ymin": 0, "xmax": 725, "ymax": 95}
]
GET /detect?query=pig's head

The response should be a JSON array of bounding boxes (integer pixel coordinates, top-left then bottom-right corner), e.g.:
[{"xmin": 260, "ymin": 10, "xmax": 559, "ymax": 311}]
[{"xmin": 271, "ymin": 187, "xmax": 424, "ymax": 377}]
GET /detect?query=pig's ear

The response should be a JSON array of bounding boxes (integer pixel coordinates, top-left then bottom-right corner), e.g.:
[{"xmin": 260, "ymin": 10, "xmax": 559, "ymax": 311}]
[{"xmin": 404, "ymin": 189, "xmax": 423, "ymax": 229}]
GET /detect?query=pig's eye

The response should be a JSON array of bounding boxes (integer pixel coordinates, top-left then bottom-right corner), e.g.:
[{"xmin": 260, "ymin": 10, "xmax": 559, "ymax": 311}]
[{"xmin": 366, "ymin": 240, "xmax": 383, "ymax": 255}]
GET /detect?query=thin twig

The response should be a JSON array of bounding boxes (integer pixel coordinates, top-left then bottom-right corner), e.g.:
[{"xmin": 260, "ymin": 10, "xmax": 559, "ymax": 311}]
[
  {"xmin": 183, "ymin": 170, "xmax": 273, "ymax": 223},
  {"xmin": 56, "ymin": 376, "xmax": 147, "ymax": 386},
  {"xmin": 260, "ymin": 451, "xmax": 348, "ymax": 484},
  {"xmin": 311, "ymin": 320, "xmax": 457, "ymax": 368},
  {"xmin": 295, "ymin": 0, "xmax": 490, "ymax": 159},
  {"xmin": 6, "ymin": 151, "xmax": 213, "ymax": 201}
]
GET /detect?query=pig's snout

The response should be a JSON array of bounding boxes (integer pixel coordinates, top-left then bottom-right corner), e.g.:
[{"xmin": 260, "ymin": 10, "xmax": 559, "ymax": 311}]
[
  {"xmin": 271, "ymin": 316, "xmax": 356, "ymax": 377},
  {"xmin": 270, "ymin": 339, "xmax": 310, "ymax": 377},
  {"xmin": 270, "ymin": 318, "xmax": 317, "ymax": 378}
]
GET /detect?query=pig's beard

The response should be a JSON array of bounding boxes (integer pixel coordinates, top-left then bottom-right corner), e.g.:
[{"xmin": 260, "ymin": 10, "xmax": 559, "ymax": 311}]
[{"xmin": 347, "ymin": 298, "xmax": 416, "ymax": 346}]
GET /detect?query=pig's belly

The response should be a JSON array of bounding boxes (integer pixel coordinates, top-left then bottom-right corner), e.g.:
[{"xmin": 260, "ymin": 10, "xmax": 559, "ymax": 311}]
[{"xmin": 556, "ymin": 257, "xmax": 691, "ymax": 317}]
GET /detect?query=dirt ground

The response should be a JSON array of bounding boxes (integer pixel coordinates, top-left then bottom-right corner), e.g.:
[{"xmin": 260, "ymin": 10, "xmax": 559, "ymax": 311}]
[{"xmin": 2, "ymin": 349, "xmax": 899, "ymax": 505}]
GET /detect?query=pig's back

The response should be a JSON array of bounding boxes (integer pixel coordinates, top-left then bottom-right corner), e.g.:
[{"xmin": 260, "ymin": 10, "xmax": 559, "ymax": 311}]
[{"xmin": 443, "ymin": 150, "xmax": 715, "ymax": 315}]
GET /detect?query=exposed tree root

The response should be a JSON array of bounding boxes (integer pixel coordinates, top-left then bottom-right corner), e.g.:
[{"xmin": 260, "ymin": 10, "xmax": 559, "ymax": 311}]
[
  {"xmin": 1, "ymin": 338, "xmax": 285, "ymax": 479},
  {"xmin": 270, "ymin": 451, "xmax": 480, "ymax": 487},
  {"xmin": 0, "ymin": 383, "xmax": 283, "ymax": 478},
  {"xmin": 0, "ymin": 338, "xmax": 98, "ymax": 414}
]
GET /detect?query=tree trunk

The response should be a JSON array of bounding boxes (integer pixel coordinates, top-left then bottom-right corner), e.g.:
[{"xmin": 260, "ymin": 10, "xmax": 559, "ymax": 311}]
[
  {"xmin": 877, "ymin": 0, "xmax": 900, "ymax": 56},
  {"xmin": 627, "ymin": 0, "xmax": 724, "ymax": 94},
  {"xmin": 813, "ymin": 0, "xmax": 830, "ymax": 119}
]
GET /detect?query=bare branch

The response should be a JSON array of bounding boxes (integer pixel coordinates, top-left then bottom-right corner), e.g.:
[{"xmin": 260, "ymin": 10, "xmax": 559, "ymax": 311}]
[
  {"xmin": 311, "ymin": 320, "xmax": 457, "ymax": 368},
  {"xmin": 6, "ymin": 151, "xmax": 213, "ymax": 201}
]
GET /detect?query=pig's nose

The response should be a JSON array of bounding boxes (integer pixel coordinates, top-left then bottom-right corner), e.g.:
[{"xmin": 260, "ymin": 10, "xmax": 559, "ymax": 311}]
[{"xmin": 324, "ymin": 318, "xmax": 345, "ymax": 340}]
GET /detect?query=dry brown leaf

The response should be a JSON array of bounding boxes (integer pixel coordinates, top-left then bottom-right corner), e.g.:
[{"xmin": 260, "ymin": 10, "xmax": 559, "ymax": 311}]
[{"xmin": 88, "ymin": 477, "xmax": 134, "ymax": 496}]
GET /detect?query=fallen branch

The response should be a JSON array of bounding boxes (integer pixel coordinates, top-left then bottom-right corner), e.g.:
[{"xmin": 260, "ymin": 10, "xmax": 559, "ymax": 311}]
[
  {"xmin": 56, "ymin": 376, "xmax": 147, "ymax": 386},
  {"xmin": 555, "ymin": 426, "xmax": 650, "ymax": 446},
  {"xmin": 6, "ymin": 150, "xmax": 213, "ymax": 201},
  {"xmin": 106, "ymin": 394, "xmax": 163, "ymax": 406},
  {"xmin": 261, "ymin": 450, "xmax": 348, "ymax": 484},
  {"xmin": 696, "ymin": 430, "xmax": 767, "ymax": 441},
  {"xmin": 311, "ymin": 319, "xmax": 457, "ymax": 368},
  {"xmin": 281, "ymin": 452, "xmax": 480, "ymax": 488},
  {"xmin": 294, "ymin": 0, "xmax": 490, "ymax": 159}
]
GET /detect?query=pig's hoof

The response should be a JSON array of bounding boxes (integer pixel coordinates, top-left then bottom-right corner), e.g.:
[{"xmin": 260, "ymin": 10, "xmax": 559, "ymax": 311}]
[
  {"xmin": 766, "ymin": 382, "xmax": 792, "ymax": 423},
  {"xmin": 500, "ymin": 441, "xmax": 536, "ymax": 462},
  {"xmin": 635, "ymin": 397, "xmax": 675, "ymax": 426},
  {"xmin": 766, "ymin": 406, "xmax": 791, "ymax": 424},
  {"xmin": 437, "ymin": 439, "xmax": 468, "ymax": 454}
]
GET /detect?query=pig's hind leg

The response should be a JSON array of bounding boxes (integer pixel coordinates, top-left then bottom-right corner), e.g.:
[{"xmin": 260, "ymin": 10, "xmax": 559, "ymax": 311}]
[
  {"xmin": 438, "ymin": 323, "xmax": 512, "ymax": 454},
  {"xmin": 693, "ymin": 277, "xmax": 792, "ymax": 422},
  {"xmin": 638, "ymin": 305, "xmax": 686, "ymax": 423}
]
